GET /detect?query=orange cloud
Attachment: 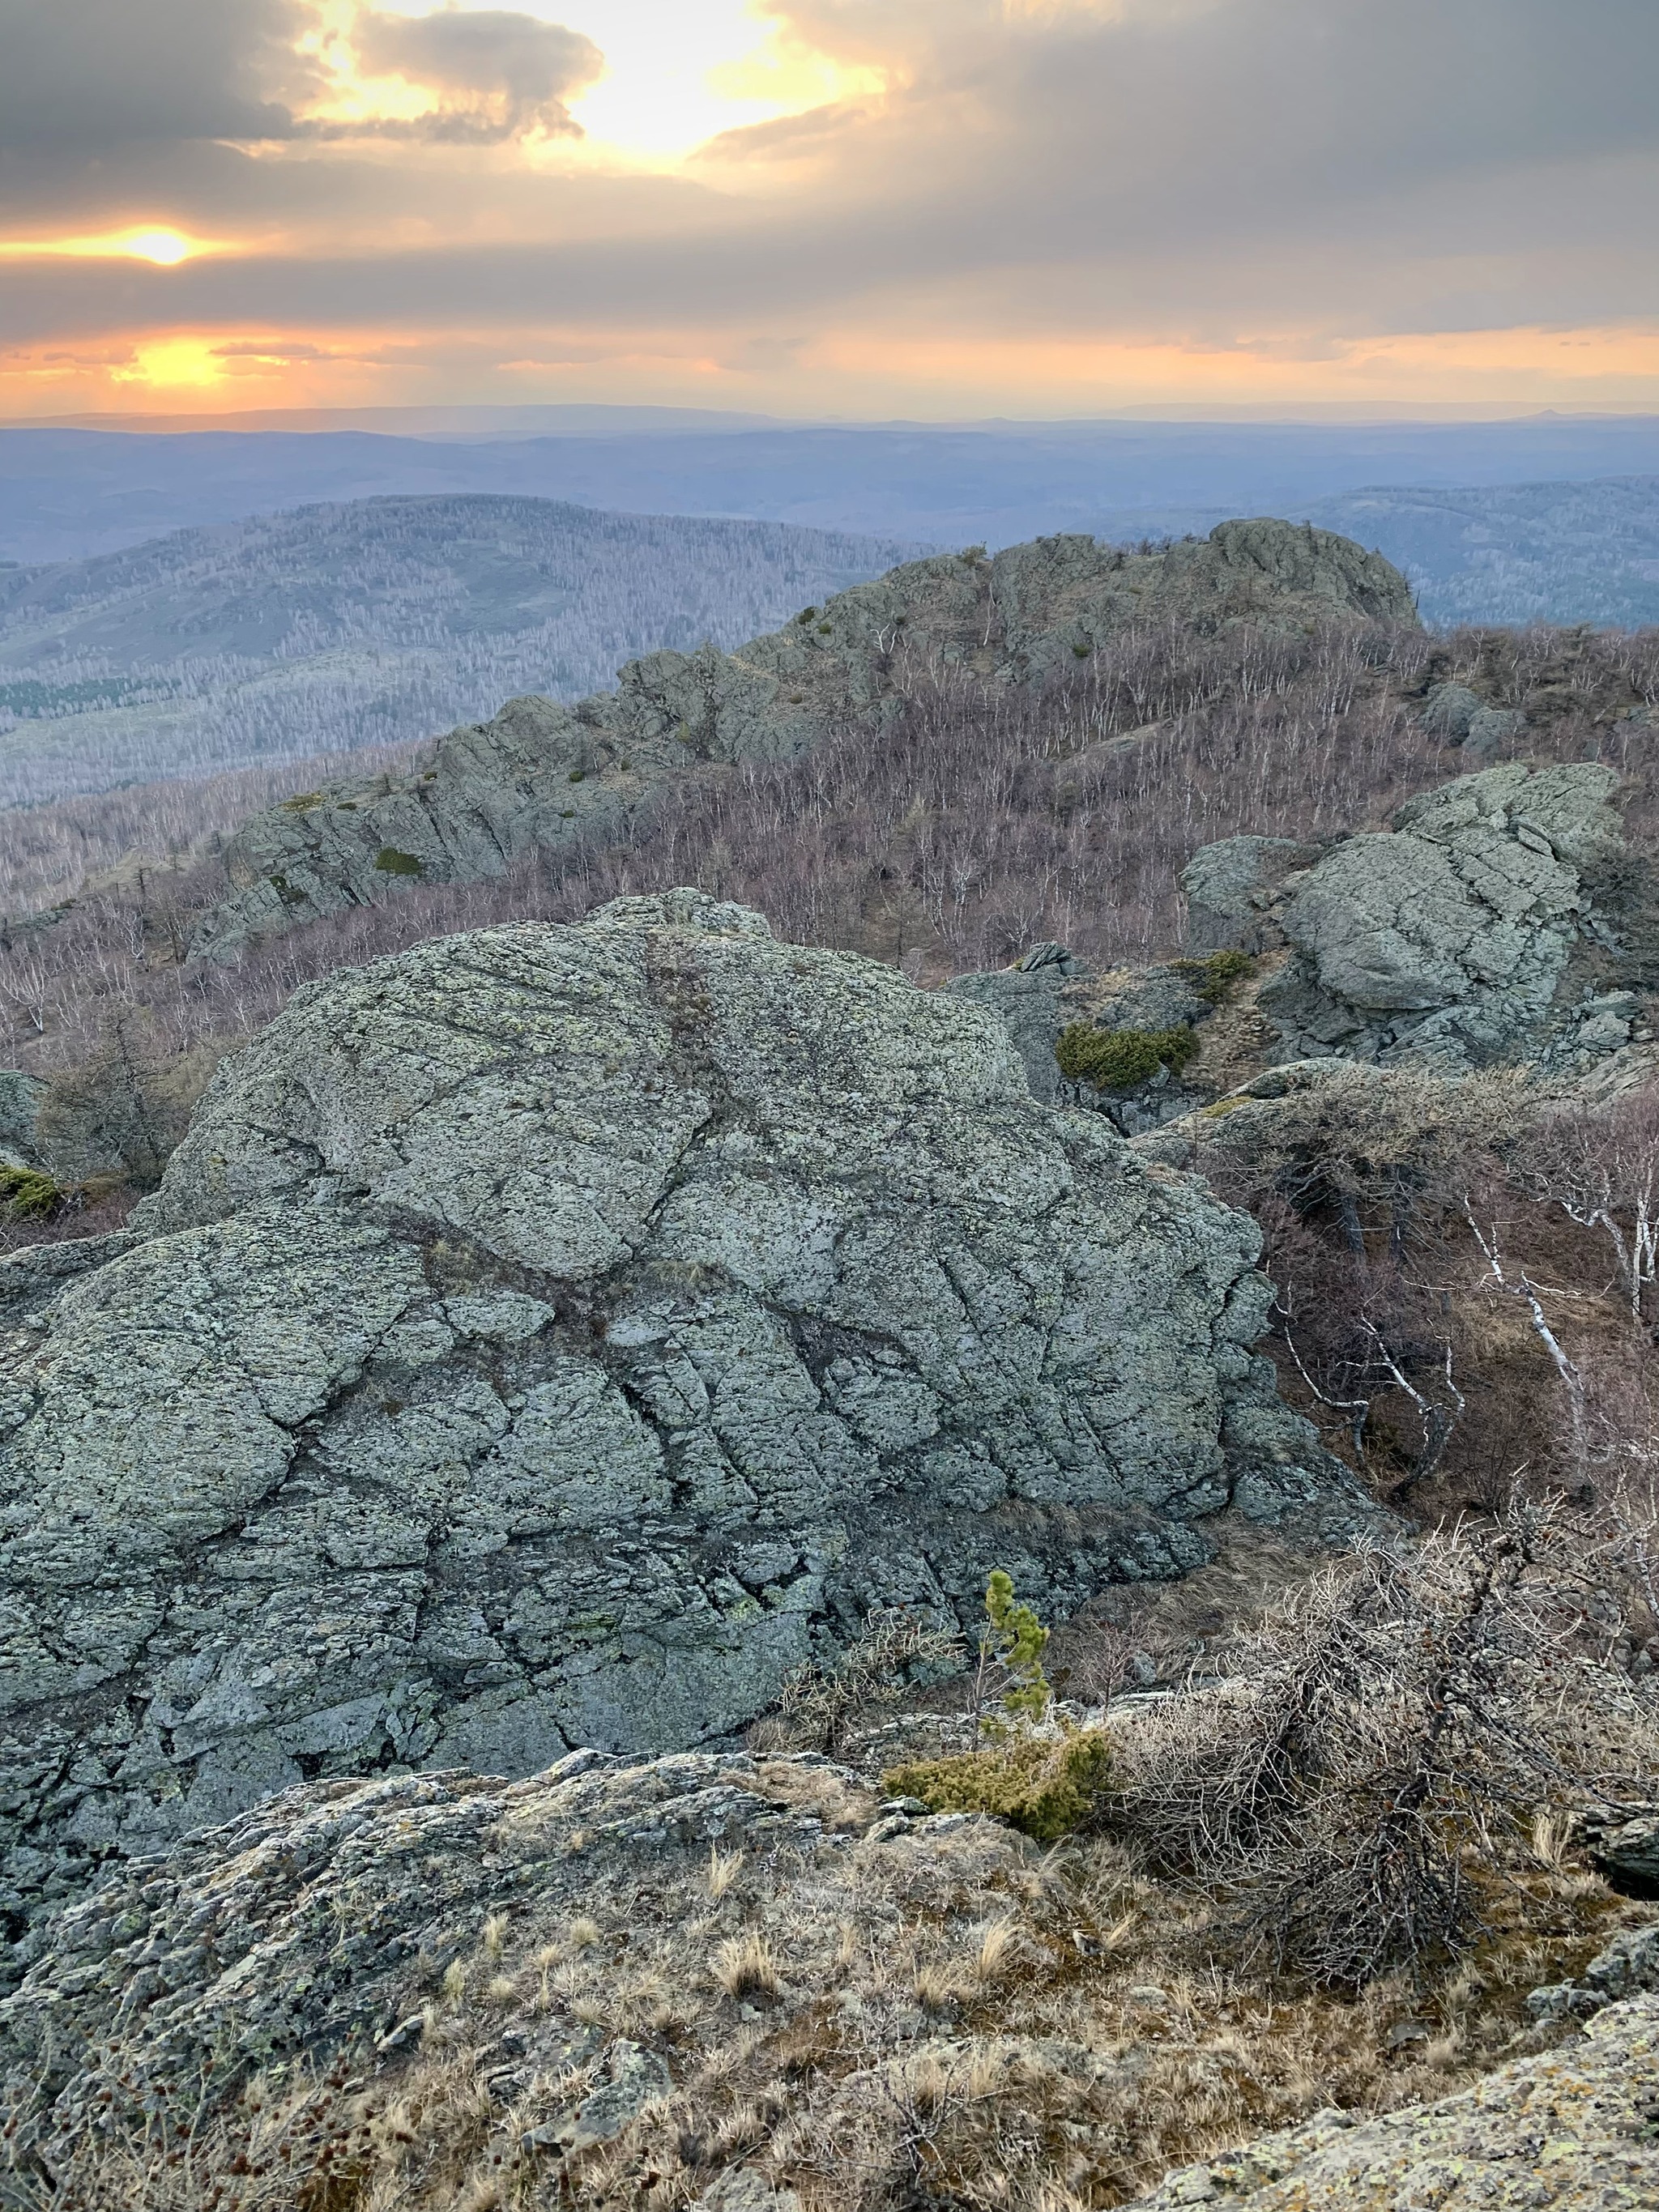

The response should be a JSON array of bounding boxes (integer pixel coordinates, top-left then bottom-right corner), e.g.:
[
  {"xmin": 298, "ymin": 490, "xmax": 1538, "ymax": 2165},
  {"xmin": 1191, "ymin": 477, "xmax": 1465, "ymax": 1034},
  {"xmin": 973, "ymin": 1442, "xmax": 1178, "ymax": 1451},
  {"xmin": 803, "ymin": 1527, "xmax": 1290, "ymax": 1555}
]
[{"xmin": 6, "ymin": 313, "xmax": 1659, "ymax": 424}]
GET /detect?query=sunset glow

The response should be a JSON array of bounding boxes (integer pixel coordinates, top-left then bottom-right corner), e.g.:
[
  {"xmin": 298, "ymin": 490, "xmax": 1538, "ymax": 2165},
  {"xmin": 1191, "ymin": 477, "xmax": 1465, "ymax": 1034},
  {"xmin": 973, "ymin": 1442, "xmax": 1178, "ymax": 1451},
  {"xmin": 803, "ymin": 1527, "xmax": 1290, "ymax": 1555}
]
[
  {"xmin": 0, "ymin": 227, "xmax": 209, "ymax": 266},
  {"xmin": 0, "ymin": 0, "xmax": 1653, "ymax": 421}
]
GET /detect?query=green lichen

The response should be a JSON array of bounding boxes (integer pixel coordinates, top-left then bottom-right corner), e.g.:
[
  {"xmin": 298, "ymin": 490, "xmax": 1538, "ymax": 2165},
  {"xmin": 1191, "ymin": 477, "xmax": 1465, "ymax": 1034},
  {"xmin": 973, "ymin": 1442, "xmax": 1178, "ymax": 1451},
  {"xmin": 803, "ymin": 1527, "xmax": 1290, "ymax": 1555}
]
[
  {"xmin": 373, "ymin": 847, "xmax": 424, "ymax": 877},
  {"xmin": 1171, "ymin": 948, "xmax": 1256, "ymax": 1005},
  {"xmin": 1056, "ymin": 1021, "xmax": 1200, "ymax": 1092}
]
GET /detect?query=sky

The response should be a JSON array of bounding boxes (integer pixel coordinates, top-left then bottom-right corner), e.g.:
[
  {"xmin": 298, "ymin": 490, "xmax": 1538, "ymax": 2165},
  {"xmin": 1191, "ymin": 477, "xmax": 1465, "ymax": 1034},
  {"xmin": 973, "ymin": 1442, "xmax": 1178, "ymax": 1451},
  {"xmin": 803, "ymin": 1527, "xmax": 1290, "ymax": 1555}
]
[{"xmin": 0, "ymin": 0, "xmax": 1657, "ymax": 421}]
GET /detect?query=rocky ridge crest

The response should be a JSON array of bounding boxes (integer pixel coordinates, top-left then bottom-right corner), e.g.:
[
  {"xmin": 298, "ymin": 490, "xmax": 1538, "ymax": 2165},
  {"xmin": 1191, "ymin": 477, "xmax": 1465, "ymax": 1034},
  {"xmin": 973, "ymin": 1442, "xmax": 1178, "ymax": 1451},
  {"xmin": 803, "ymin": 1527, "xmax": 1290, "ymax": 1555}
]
[{"xmin": 190, "ymin": 521, "xmax": 1416, "ymax": 961}]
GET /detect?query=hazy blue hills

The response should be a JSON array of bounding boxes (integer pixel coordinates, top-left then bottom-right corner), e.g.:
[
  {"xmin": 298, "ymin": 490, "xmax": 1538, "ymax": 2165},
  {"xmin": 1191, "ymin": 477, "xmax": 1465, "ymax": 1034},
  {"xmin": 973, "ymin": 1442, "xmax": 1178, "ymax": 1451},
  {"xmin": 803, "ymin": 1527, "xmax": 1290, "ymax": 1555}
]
[
  {"xmin": 1301, "ymin": 475, "xmax": 1659, "ymax": 628},
  {"xmin": 0, "ymin": 495, "xmax": 928, "ymax": 808},
  {"xmin": 10, "ymin": 411, "xmax": 1659, "ymax": 565}
]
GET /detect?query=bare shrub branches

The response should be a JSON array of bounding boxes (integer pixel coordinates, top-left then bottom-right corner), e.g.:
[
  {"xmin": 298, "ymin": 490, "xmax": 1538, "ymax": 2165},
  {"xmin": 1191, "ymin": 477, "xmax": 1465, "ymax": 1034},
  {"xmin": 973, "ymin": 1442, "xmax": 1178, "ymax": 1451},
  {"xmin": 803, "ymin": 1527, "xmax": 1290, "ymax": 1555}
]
[{"xmin": 1109, "ymin": 1502, "xmax": 1659, "ymax": 1986}]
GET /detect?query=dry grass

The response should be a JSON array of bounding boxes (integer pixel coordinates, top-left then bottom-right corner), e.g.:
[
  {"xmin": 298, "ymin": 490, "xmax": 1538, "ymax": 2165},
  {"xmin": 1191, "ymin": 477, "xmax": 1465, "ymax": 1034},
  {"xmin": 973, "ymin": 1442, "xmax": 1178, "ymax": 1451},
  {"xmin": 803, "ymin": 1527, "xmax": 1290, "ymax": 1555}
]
[
  {"xmin": 13, "ymin": 1728, "xmax": 1651, "ymax": 2212},
  {"xmin": 711, "ymin": 1933, "xmax": 783, "ymax": 2001}
]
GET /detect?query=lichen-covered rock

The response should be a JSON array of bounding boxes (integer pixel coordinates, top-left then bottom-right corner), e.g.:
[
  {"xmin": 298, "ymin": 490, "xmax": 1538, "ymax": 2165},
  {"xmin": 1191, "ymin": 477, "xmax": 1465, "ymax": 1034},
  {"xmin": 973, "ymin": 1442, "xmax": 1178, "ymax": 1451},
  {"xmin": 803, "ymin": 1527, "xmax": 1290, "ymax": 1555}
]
[
  {"xmin": 1130, "ymin": 1997, "xmax": 1659, "ymax": 2211},
  {"xmin": 1527, "ymin": 1920, "xmax": 1659, "ymax": 2026},
  {"xmin": 1422, "ymin": 682, "xmax": 1486, "ymax": 742},
  {"xmin": 1181, "ymin": 837, "xmax": 1324, "ymax": 956},
  {"xmin": 0, "ymin": 891, "xmax": 1363, "ymax": 1935},
  {"xmin": 0, "ymin": 1752, "xmax": 880, "ymax": 2158},
  {"xmin": 944, "ymin": 942, "xmax": 1094, "ymax": 1104},
  {"xmin": 1257, "ymin": 762, "xmax": 1642, "ymax": 1070},
  {"xmin": 190, "ymin": 522, "xmax": 1417, "ymax": 960}
]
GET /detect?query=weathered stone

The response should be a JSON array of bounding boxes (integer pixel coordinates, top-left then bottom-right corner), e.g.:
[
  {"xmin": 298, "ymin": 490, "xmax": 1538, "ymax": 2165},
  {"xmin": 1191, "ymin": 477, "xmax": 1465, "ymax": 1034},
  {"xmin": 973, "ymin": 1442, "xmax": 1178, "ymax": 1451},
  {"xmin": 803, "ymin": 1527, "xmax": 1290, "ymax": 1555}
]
[
  {"xmin": 0, "ymin": 890, "xmax": 1367, "ymax": 1934},
  {"xmin": 1258, "ymin": 762, "xmax": 1633, "ymax": 1070},
  {"xmin": 944, "ymin": 942, "xmax": 1094, "ymax": 1104},
  {"xmin": 1130, "ymin": 1996, "xmax": 1659, "ymax": 2210},
  {"xmin": 1466, "ymin": 704, "xmax": 1529, "ymax": 759},
  {"xmin": 1421, "ymin": 682, "xmax": 1485, "ymax": 741},
  {"xmin": 0, "ymin": 1070, "xmax": 43, "ymax": 1168},
  {"xmin": 190, "ymin": 523, "xmax": 1417, "ymax": 961},
  {"xmin": 1584, "ymin": 1808, "xmax": 1659, "ymax": 1898},
  {"xmin": 1527, "ymin": 1921, "xmax": 1659, "ymax": 2025},
  {"xmin": 1180, "ymin": 838, "xmax": 1324, "ymax": 955}
]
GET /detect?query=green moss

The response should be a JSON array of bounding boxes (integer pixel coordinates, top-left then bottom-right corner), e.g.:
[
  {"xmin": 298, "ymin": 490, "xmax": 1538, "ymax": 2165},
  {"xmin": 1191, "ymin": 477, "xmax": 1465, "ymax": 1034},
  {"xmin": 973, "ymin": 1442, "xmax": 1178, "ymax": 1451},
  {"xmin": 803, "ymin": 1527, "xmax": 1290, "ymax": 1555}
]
[
  {"xmin": 1056, "ymin": 1021, "xmax": 1200, "ymax": 1092},
  {"xmin": 796, "ymin": 606, "xmax": 818, "ymax": 624},
  {"xmin": 373, "ymin": 847, "xmax": 424, "ymax": 876},
  {"xmin": 1171, "ymin": 948, "xmax": 1256, "ymax": 1005},
  {"xmin": 884, "ymin": 1729, "xmax": 1111, "ymax": 1843},
  {"xmin": 1072, "ymin": 641, "xmax": 1091, "ymax": 657},
  {"xmin": 279, "ymin": 791, "xmax": 324, "ymax": 813},
  {"xmin": 568, "ymin": 769, "xmax": 586, "ymax": 782},
  {"xmin": 0, "ymin": 1165, "xmax": 64, "ymax": 1219},
  {"xmin": 817, "ymin": 623, "xmax": 834, "ymax": 636}
]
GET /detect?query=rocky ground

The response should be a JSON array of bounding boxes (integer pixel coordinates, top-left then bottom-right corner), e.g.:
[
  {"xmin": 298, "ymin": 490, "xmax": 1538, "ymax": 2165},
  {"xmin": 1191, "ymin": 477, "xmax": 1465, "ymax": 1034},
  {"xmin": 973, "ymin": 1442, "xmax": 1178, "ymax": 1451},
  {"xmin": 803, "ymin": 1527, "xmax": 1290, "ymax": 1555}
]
[
  {"xmin": 4, "ymin": 525, "xmax": 1659, "ymax": 2208},
  {"xmin": 3, "ymin": 1725, "xmax": 1654, "ymax": 2211}
]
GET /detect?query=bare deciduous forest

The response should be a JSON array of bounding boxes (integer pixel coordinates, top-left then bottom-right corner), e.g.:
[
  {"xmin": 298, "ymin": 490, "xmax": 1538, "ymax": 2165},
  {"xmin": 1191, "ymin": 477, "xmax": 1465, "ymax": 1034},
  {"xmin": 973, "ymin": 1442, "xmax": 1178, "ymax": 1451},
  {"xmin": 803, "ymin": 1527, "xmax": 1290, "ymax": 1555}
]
[{"xmin": 0, "ymin": 495, "xmax": 928, "ymax": 813}]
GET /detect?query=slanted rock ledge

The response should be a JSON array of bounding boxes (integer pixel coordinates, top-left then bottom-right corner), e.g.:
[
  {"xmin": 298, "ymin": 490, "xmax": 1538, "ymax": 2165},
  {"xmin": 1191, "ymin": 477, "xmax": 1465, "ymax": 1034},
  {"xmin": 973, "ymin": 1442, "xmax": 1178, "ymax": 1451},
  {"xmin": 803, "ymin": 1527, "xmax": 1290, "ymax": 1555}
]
[{"xmin": 0, "ymin": 891, "xmax": 1366, "ymax": 1937}]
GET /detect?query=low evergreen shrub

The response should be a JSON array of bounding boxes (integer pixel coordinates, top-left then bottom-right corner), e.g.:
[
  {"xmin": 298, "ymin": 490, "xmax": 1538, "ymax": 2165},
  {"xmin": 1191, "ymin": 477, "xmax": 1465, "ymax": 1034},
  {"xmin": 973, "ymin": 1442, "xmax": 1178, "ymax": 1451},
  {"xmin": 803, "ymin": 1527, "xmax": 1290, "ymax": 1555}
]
[
  {"xmin": 1056, "ymin": 1021, "xmax": 1199, "ymax": 1091},
  {"xmin": 884, "ymin": 1730, "xmax": 1112, "ymax": 1843}
]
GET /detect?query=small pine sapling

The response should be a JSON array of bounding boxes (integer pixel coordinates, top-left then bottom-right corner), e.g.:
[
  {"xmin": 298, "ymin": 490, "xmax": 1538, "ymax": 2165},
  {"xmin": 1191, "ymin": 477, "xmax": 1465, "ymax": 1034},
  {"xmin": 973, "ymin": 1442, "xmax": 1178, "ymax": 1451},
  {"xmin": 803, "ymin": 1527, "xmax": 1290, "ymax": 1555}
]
[{"xmin": 972, "ymin": 1569, "xmax": 1053, "ymax": 1745}]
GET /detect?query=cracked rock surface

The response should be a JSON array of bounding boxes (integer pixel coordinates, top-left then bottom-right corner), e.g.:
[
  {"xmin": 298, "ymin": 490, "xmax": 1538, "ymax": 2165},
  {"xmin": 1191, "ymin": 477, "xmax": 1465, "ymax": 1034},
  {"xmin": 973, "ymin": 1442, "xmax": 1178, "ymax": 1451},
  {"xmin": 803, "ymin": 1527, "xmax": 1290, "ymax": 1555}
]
[
  {"xmin": 0, "ymin": 890, "xmax": 1362, "ymax": 1942},
  {"xmin": 190, "ymin": 522, "xmax": 1417, "ymax": 961},
  {"xmin": 1256, "ymin": 762, "xmax": 1647, "ymax": 1071}
]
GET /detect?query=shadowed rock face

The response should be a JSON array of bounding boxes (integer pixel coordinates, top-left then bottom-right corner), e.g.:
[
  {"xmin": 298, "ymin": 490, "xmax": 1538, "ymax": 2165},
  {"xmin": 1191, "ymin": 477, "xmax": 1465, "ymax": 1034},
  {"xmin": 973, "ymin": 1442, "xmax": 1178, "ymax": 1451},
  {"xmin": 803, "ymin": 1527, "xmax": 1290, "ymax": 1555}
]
[
  {"xmin": 0, "ymin": 892, "xmax": 1366, "ymax": 1933},
  {"xmin": 189, "ymin": 521, "xmax": 1418, "ymax": 961}
]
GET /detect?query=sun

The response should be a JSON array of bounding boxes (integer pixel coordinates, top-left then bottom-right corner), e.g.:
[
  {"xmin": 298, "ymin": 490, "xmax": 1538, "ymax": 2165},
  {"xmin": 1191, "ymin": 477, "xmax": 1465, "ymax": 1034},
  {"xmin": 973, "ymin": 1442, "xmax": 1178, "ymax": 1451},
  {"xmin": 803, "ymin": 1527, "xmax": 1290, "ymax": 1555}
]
[
  {"xmin": 109, "ymin": 338, "xmax": 228, "ymax": 390},
  {"xmin": 120, "ymin": 229, "xmax": 195, "ymax": 266}
]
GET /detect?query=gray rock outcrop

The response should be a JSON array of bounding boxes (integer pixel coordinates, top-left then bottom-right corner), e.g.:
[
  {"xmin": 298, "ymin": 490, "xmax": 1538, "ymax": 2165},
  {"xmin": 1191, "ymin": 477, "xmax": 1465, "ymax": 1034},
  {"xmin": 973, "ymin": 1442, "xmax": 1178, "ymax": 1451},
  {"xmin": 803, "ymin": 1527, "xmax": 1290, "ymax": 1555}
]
[
  {"xmin": 0, "ymin": 1069, "xmax": 43, "ymax": 1170},
  {"xmin": 944, "ymin": 941, "xmax": 1093, "ymax": 1104},
  {"xmin": 1131, "ymin": 1997, "xmax": 1659, "ymax": 2211},
  {"xmin": 190, "ymin": 522, "xmax": 1418, "ymax": 961},
  {"xmin": 1256, "ymin": 761, "xmax": 1646, "ymax": 1070},
  {"xmin": 0, "ymin": 891, "xmax": 1363, "ymax": 1933},
  {"xmin": 1181, "ymin": 837, "xmax": 1325, "ymax": 955}
]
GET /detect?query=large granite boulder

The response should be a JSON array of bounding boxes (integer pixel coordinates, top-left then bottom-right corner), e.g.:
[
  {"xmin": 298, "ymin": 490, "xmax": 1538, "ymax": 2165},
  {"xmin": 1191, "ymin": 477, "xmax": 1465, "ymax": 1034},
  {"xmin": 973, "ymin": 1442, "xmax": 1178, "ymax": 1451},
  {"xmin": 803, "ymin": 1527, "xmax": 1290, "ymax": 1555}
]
[
  {"xmin": 0, "ymin": 891, "xmax": 1363, "ymax": 1933},
  {"xmin": 189, "ymin": 522, "xmax": 1418, "ymax": 960},
  {"xmin": 1257, "ymin": 762, "xmax": 1648, "ymax": 1071}
]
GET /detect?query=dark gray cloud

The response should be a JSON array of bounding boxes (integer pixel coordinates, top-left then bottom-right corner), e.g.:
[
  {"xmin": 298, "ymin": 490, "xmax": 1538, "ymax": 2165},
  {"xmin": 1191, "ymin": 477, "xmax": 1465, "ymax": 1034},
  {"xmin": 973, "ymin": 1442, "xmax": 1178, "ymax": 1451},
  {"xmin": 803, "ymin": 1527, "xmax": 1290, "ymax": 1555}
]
[
  {"xmin": 0, "ymin": 0, "xmax": 309, "ymax": 151},
  {"xmin": 345, "ymin": 7, "xmax": 602, "ymax": 139}
]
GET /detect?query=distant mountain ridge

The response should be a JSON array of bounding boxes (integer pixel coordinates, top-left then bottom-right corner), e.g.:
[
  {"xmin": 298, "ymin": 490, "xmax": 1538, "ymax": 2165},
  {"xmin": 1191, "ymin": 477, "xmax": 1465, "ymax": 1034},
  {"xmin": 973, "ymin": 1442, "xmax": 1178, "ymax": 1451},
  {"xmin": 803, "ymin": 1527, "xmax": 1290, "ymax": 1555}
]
[
  {"xmin": 0, "ymin": 496, "xmax": 932, "ymax": 808},
  {"xmin": 9, "ymin": 416, "xmax": 1659, "ymax": 568},
  {"xmin": 1302, "ymin": 475, "xmax": 1659, "ymax": 627}
]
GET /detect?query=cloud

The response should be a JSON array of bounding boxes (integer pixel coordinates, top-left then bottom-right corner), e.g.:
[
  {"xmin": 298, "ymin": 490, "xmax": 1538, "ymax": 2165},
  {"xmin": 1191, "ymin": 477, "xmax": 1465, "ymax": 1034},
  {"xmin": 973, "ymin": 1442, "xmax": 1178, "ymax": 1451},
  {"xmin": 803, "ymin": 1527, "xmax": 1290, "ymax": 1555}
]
[
  {"xmin": 0, "ymin": 0, "xmax": 310, "ymax": 151},
  {"xmin": 2, "ymin": 0, "xmax": 1657, "ymax": 416},
  {"xmin": 339, "ymin": 6, "xmax": 603, "ymax": 142}
]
